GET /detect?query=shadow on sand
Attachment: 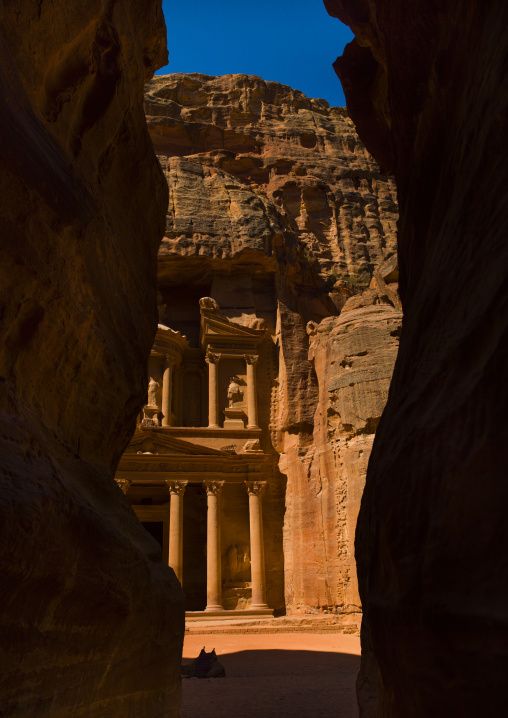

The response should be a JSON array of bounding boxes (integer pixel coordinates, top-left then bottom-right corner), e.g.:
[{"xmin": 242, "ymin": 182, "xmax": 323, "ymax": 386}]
[{"xmin": 181, "ymin": 648, "xmax": 360, "ymax": 718}]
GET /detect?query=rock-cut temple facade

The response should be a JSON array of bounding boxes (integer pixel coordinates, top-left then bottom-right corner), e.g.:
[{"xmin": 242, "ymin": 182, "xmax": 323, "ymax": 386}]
[
  {"xmin": 116, "ymin": 297, "xmax": 276, "ymax": 615},
  {"xmin": 114, "ymin": 73, "xmax": 402, "ymax": 624}
]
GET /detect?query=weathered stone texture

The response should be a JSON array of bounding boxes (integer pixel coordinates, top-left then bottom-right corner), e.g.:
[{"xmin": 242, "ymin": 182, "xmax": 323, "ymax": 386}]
[
  {"xmin": 0, "ymin": 2, "xmax": 184, "ymax": 716},
  {"xmin": 325, "ymin": 0, "xmax": 508, "ymax": 716},
  {"xmin": 148, "ymin": 73, "xmax": 400, "ymax": 623},
  {"xmin": 282, "ymin": 295, "xmax": 401, "ymax": 623},
  {"xmin": 146, "ymin": 72, "xmax": 398, "ymax": 286}
]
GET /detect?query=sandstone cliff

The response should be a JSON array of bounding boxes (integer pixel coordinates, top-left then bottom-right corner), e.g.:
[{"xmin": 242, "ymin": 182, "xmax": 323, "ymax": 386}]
[
  {"xmin": 0, "ymin": 3, "xmax": 184, "ymax": 716},
  {"xmin": 325, "ymin": 1, "xmax": 508, "ymax": 716},
  {"xmin": 146, "ymin": 72, "xmax": 397, "ymax": 288},
  {"xmin": 146, "ymin": 73, "xmax": 400, "ymax": 622}
]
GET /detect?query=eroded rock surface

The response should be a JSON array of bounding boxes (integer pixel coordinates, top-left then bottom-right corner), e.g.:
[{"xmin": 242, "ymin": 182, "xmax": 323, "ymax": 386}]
[
  {"xmin": 146, "ymin": 72, "xmax": 398, "ymax": 286},
  {"xmin": 325, "ymin": 1, "xmax": 508, "ymax": 715},
  {"xmin": 146, "ymin": 73, "xmax": 400, "ymax": 623},
  {"xmin": 282, "ymin": 299, "xmax": 401, "ymax": 624},
  {"xmin": 0, "ymin": 3, "xmax": 184, "ymax": 716}
]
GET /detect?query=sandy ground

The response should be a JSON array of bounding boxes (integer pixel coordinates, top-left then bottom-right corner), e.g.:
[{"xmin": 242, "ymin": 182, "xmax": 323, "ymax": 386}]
[{"xmin": 182, "ymin": 633, "xmax": 361, "ymax": 718}]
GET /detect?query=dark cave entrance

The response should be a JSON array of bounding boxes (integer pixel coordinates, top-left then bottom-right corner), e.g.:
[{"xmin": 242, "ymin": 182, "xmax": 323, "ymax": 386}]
[
  {"xmin": 142, "ymin": 521, "xmax": 164, "ymax": 548},
  {"xmin": 182, "ymin": 484, "xmax": 207, "ymax": 611}
]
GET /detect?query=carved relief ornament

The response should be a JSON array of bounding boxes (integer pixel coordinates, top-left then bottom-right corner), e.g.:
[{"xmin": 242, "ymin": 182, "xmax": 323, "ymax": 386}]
[
  {"xmin": 245, "ymin": 354, "xmax": 259, "ymax": 366},
  {"xmin": 119, "ymin": 459, "xmax": 264, "ymax": 474},
  {"xmin": 165, "ymin": 479, "xmax": 188, "ymax": 496},
  {"xmin": 163, "ymin": 351, "xmax": 181, "ymax": 368},
  {"xmin": 245, "ymin": 480, "xmax": 267, "ymax": 496},
  {"xmin": 212, "ymin": 342, "xmax": 255, "ymax": 351},
  {"xmin": 115, "ymin": 478, "xmax": 132, "ymax": 495},
  {"xmin": 205, "ymin": 351, "xmax": 221, "ymax": 365},
  {"xmin": 203, "ymin": 479, "xmax": 225, "ymax": 496}
]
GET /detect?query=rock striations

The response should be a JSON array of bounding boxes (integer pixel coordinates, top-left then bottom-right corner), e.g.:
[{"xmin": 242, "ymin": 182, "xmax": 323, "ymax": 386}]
[
  {"xmin": 325, "ymin": 1, "xmax": 508, "ymax": 717},
  {"xmin": 0, "ymin": 3, "xmax": 184, "ymax": 717},
  {"xmin": 146, "ymin": 72, "xmax": 397, "ymax": 287},
  {"xmin": 146, "ymin": 73, "xmax": 401, "ymax": 623}
]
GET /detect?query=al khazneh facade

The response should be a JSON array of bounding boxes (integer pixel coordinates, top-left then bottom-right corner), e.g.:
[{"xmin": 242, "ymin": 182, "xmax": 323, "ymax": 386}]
[{"xmin": 116, "ymin": 297, "xmax": 275, "ymax": 615}]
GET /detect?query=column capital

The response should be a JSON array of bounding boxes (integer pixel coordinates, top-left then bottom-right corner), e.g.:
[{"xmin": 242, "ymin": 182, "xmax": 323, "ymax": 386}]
[
  {"xmin": 245, "ymin": 354, "xmax": 259, "ymax": 366},
  {"xmin": 245, "ymin": 480, "xmax": 266, "ymax": 497},
  {"xmin": 165, "ymin": 479, "xmax": 188, "ymax": 496},
  {"xmin": 203, "ymin": 479, "xmax": 225, "ymax": 496},
  {"xmin": 163, "ymin": 352, "xmax": 180, "ymax": 368},
  {"xmin": 115, "ymin": 478, "xmax": 132, "ymax": 495},
  {"xmin": 205, "ymin": 350, "xmax": 221, "ymax": 365}
]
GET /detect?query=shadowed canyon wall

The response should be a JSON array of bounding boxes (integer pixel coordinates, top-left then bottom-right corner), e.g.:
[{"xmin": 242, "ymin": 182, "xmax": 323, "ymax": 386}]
[
  {"xmin": 145, "ymin": 73, "xmax": 401, "ymax": 624},
  {"xmin": 325, "ymin": 0, "xmax": 508, "ymax": 715},
  {"xmin": 0, "ymin": 2, "xmax": 184, "ymax": 716}
]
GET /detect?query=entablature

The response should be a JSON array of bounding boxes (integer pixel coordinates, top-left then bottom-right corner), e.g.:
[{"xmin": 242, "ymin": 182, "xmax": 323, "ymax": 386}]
[
  {"xmin": 152, "ymin": 324, "xmax": 190, "ymax": 361},
  {"xmin": 117, "ymin": 454, "xmax": 268, "ymax": 478}
]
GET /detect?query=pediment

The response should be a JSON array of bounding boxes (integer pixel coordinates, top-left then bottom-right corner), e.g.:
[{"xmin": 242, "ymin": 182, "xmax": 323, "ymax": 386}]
[
  {"xmin": 125, "ymin": 429, "xmax": 229, "ymax": 456},
  {"xmin": 198, "ymin": 297, "xmax": 266, "ymax": 350},
  {"xmin": 201, "ymin": 314, "xmax": 265, "ymax": 340}
]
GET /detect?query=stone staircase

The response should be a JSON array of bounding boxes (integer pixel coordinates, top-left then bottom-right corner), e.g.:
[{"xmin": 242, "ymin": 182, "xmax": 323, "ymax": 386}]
[{"xmin": 185, "ymin": 613, "xmax": 360, "ymax": 635}]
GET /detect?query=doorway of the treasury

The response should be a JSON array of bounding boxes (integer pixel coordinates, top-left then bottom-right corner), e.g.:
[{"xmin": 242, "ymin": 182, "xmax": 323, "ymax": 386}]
[{"xmin": 181, "ymin": 484, "xmax": 207, "ymax": 611}]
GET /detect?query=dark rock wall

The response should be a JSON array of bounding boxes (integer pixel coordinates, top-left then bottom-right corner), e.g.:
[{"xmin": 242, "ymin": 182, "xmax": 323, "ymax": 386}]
[
  {"xmin": 0, "ymin": 2, "xmax": 184, "ymax": 716},
  {"xmin": 325, "ymin": 1, "xmax": 508, "ymax": 715}
]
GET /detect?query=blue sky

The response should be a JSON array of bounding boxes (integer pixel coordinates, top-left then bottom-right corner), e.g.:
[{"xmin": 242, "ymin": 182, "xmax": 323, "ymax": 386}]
[{"xmin": 157, "ymin": 1, "xmax": 353, "ymax": 107}]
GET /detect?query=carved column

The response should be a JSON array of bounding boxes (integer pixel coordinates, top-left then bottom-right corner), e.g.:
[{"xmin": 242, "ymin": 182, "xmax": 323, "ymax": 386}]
[
  {"xmin": 203, "ymin": 480, "xmax": 225, "ymax": 611},
  {"xmin": 206, "ymin": 351, "xmax": 221, "ymax": 428},
  {"xmin": 161, "ymin": 355, "xmax": 174, "ymax": 427},
  {"xmin": 173, "ymin": 365, "xmax": 182, "ymax": 426},
  {"xmin": 115, "ymin": 478, "xmax": 131, "ymax": 495},
  {"xmin": 245, "ymin": 355, "xmax": 259, "ymax": 429},
  {"xmin": 245, "ymin": 480, "xmax": 268, "ymax": 609},
  {"xmin": 165, "ymin": 479, "xmax": 188, "ymax": 584}
]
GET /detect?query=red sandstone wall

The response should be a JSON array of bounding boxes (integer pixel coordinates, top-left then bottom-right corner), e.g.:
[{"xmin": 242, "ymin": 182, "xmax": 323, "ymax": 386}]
[{"xmin": 280, "ymin": 278, "xmax": 401, "ymax": 622}]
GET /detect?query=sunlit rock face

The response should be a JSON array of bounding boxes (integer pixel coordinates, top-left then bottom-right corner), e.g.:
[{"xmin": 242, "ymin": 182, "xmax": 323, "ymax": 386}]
[
  {"xmin": 146, "ymin": 72, "xmax": 398, "ymax": 287},
  {"xmin": 0, "ymin": 2, "xmax": 184, "ymax": 717},
  {"xmin": 325, "ymin": 1, "xmax": 508, "ymax": 716},
  {"xmin": 146, "ymin": 72, "xmax": 400, "ymax": 625}
]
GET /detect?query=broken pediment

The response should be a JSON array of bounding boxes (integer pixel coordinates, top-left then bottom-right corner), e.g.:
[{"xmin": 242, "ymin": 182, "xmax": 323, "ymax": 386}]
[
  {"xmin": 200, "ymin": 298, "xmax": 265, "ymax": 352},
  {"xmin": 152, "ymin": 324, "xmax": 190, "ymax": 357},
  {"xmin": 205, "ymin": 320, "xmax": 261, "ymax": 337}
]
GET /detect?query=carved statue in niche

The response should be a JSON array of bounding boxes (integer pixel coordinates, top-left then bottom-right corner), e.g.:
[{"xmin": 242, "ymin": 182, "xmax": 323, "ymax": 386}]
[
  {"xmin": 227, "ymin": 376, "xmax": 243, "ymax": 407},
  {"xmin": 225, "ymin": 543, "xmax": 251, "ymax": 583},
  {"xmin": 306, "ymin": 320, "xmax": 318, "ymax": 337},
  {"xmin": 147, "ymin": 377, "xmax": 160, "ymax": 407}
]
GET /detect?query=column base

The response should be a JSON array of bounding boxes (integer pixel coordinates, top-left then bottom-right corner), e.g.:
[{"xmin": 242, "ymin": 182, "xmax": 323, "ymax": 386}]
[
  {"xmin": 186, "ymin": 607, "xmax": 274, "ymax": 619},
  {"xmin": 246, "ymin": 424, "xmax": 260, "ymax": 430},
  {"xmin": 208, "ymin": 424, "xmax": 220, "ymax": 429},
  {"xmin": 204, "ymin": 605, "xmax": 225, "ymax": 613},
  {"xmin": 250, "ymin": 603, "xmax": 270, "ymax": 610}
]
